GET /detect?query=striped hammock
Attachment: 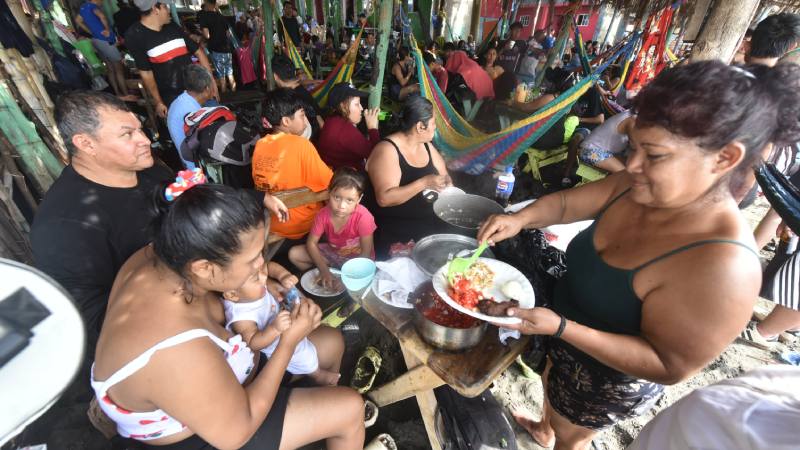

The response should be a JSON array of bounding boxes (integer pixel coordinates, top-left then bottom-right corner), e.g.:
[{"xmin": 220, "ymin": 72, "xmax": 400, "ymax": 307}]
[
  {"xmin": 411, "ymin": 36, "xmax": 637, "ymax": 175},
  {"xmin": 280, "ymin": 22, "xmax": 364, "ymax": 108},
  {"xmin": 280, "ymin": 18, "xmax": 314, "ymax": 80}
]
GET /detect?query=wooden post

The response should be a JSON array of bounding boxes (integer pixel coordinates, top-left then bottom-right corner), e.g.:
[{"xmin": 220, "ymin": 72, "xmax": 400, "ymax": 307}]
[
  {"xmin": 599, "ymin": 4, "xmax": 618, "ymax": 48},
  {"xmin": 546, "ymin": 0, "xmax": 555, "ymax": 31},
  {"xmin": 532, "ymin": 0, "xmax": 542, "ymax": 32},
  {"xmin": 470, "ymin": 0, "xmax": 482, "ymax": 39},
  {"xmin": 263, "ymin": 0, "xmax": 276, "ymax": 90},
  {"xmin": 534, "ymin": 3, "xmax": 574, "ymax": 89},
  {"xmin": 368, "ymin": 0, "xmax": 393, "ymax": 109},
  {"xmin": 690, "ymin": 0, "xmax": 759, "ymax": 63}
]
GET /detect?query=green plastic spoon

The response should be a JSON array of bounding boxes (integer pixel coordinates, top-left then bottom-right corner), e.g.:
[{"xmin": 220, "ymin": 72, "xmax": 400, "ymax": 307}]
[{"xmin": 447, "ymin": 241, "xmax": 489, "ymax": 284}]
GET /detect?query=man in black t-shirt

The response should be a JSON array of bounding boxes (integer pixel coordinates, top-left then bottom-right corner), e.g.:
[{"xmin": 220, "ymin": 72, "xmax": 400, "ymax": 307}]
[
  {"xmin": 280, "ymin": 1, "xmax": 302, "ymax": 46},
  {"xmin": 198, "ymin": 0, "xmax": 236, "ymax": 93},
  {"xmin": 127, "ymin": 0, "xmax": 218, "ymax": 117},
  {"xmin": 31, "ymin": 92, "xmax": 172, "ymax": 354},
  {"xmin": 113, "ymin": 0, "xmax": 140, "ymax": 39},
  {"xmin": 32, "ymin": 91, "xmax": 289, "ymax": 357},
  {"xmin": 497, "ymin": 22, "xmax": 527, "ymax": 74}
]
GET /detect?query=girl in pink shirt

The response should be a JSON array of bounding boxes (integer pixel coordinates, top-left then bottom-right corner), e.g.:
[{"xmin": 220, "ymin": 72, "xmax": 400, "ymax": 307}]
[{"xmin": 289, "ymin": 168, "xmax": 377, "ymax": 289}]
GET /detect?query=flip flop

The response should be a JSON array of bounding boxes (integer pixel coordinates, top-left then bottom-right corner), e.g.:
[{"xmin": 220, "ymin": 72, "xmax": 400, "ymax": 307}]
[
  {"xmin": 364, "ymin": 399, "xmax": 379, "ymax": 428},
  {"xmin": 350, "ymin": 346, "xmax": 382, "ymax": 394},
  {"xmin": 321, "ymin": 298, "xmax": 361, "ymax": 328}
]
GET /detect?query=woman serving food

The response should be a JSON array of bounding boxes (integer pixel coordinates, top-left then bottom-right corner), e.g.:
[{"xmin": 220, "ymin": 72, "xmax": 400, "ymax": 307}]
[{"xmin": 477, "ymin": 61, "xmax": 800, "ymax": 450}]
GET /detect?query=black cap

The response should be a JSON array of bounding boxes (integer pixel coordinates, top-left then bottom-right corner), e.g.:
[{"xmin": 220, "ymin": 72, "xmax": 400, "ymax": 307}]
[{"xmin": 328, "ymin": 83, "xmax": 368, "ymax": 108}]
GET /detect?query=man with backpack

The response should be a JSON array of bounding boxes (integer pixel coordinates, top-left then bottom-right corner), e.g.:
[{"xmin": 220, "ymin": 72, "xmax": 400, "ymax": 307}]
[{"xmin": 167, "ymin": 64, "xmax": 216, "ymax": 168}]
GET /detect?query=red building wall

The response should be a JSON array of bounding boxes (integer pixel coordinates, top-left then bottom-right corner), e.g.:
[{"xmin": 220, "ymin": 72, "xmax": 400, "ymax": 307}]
[{"xmin": 512, "ymin": 2, "xmax": 600, "ymax": 41}]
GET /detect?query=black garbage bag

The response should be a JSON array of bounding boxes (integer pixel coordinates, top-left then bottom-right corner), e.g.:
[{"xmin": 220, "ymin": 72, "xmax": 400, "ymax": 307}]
[
  {"xmin": 492, "ymin": 228, "xmax": 567, "ymax": 307},
  {"xmin": 435, "ymin": 386, "xmax": 517, "ymax": 450}
]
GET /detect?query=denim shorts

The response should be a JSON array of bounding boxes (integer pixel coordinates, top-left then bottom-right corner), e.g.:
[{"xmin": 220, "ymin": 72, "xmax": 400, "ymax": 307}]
[
  {"xmin": 92, "ymin": 38, "xmax": 122, "ymax": 62},
  {"xmin": 210, "ymin": 51, "xmax": 233, "ymax": 77}
]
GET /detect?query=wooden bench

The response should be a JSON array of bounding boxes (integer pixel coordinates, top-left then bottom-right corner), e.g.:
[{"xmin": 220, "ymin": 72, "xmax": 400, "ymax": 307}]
[{"xmin": 264, "ymin": 187, "xmax": 329, "ymax": 259}]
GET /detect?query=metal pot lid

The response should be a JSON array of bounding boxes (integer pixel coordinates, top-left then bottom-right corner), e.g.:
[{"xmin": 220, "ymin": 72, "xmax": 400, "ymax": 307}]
[{"xmin": 412, "ymin": 234, "xmax": 495, "ymax": 277}]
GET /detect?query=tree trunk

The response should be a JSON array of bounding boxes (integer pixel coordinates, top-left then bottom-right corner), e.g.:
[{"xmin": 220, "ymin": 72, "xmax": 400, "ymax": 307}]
[
  {"xmin": 683, "ymin": 0, "xmax": 713, "ymax": 41},
  {"xmin": 690, "ymin": 0, "xmax": 759, "ymax": 63},
  {"xmin": 369, "ymin": 0, "xmax": 393, "ymax": 109},
  {"xmin": 262, "ymin": 0, "xmax": 276, "ymax": 90}
]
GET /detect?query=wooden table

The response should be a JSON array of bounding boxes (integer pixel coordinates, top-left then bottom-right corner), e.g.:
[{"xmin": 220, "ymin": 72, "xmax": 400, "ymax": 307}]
[{"xmin": 350, "ymin": 286, "xmax": 530, "ymax": 449}]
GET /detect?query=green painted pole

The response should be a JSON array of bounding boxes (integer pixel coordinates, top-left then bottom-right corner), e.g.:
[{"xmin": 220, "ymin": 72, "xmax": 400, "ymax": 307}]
[
  {"xmin": 369, "ymin": 0, "xmax": 394, "ymax": 109},
  {"xmin": 263, "ymin": 0, "xmax": 276, "ymax": 89},
  {"xmin": 170, "ymin": 2, "xmax": 181, "ymax": 26},
  {"xmin": 534, "ymin": 9, "xmax": 573, "ymax": 89},
  {"xmin": 0, "ymin": 84, "xmax": 62, "ymax": 196}
]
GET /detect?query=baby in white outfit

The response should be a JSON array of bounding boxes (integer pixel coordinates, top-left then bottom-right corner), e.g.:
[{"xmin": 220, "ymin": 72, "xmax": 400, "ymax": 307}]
[{"xmin": 221, "ymin": 262, "xmax": 340, "ymax": 385}]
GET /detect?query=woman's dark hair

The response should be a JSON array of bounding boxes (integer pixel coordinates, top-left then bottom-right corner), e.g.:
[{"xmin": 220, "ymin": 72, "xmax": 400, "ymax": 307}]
[
  {"xmin": 632, "ymin": 61, "xmax": 800, "ymax": 177},
  {"xmin": 263, "ymin": 87, "xmax": 305, "ymax": 129},
  {"xmin": 396, "ymin": 47, "xmax": 410, "ymax": 61},
  {"xmin": 606, "ymin": 64, "xmax": 623, "ymax": 81},
  {"xmin": 442, "ymin": 42, "xmax": 456, "ymax": 52},
  {"xmin": 150, "ymin": 184, "xmax": 265, "ymax": 278},
  {"xmin": 399, "ymin": 95, "xmax": 434, "ymax": 132},
  {"xmin": 329, "ymin": 167, "xmax": 366, "ymax": 194}
]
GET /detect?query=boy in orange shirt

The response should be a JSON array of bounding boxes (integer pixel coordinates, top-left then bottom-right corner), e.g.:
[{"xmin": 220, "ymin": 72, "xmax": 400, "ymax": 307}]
[{"xmin": 252, "ymin": 88, "xmax": 333, "ymax": 239}]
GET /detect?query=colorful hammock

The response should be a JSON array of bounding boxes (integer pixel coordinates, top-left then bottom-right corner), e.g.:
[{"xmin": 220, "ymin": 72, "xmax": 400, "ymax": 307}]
[
  {"xmin": 280, "ymin": 17, "xmax": 314, "ymax": 80},
  {"xmin": 411, "ymin": 36, "xmax": 637, "ymax": 174},
  {"xmin": 625, "ymin": 3, "xmax": 675, "ymax": 93},
  {"xmin": 309, "ymin": 27, "xmax": 365, "ymax": 107}
]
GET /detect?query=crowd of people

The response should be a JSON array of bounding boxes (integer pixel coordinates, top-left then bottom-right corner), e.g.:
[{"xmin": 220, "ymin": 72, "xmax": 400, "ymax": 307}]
[{"xmin": 16, "ymin": 0, "xmax": 800, "ymax": 448}]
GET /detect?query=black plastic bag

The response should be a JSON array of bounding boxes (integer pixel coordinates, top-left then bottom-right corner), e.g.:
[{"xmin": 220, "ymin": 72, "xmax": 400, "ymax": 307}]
[
  {"xmin": 492, "ymin": 228, "xmax": 566, "ymax": 307},
  {"xmin": 435, "ymin": 386, "xmax": 517, "ymax": 450}
]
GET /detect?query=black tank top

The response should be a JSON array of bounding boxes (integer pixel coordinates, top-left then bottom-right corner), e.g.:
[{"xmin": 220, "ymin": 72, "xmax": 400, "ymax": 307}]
[{"xmin": 370, "ymin": 138, "xmax": 443, "ymax": 255}]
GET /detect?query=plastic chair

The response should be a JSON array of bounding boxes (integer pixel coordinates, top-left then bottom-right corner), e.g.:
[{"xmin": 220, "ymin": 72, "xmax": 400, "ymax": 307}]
[
  {"xmin": 521, "ymin": 116, "xmax": 579, "ymax": 186},
  {"xmin": 73, "ymin": 39, "xmax": 105, "ymax": 77}
]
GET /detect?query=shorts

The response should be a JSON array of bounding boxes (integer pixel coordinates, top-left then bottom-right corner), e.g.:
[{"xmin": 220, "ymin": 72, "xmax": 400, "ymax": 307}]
[
  {"xmin": 546, "ymin": 341, "xmax": 664, "ymax": 430},
  {"xmin": 210, "ymin": 51, "xmax": 233, "ymax": 77},
  {"xmin": 91, "ymin": 38, "xmax": 122, "ymax": 62},
  {"xmin": 318, "ymin": 243, "xmax": 358, "ymax": 268},
  {"xmin": 140, "ymin": 356, "xmax": 291, "ymax": 450},
  {"xmin": 579, "ymin": 143, "xmax": 616, "ymax": 165}
]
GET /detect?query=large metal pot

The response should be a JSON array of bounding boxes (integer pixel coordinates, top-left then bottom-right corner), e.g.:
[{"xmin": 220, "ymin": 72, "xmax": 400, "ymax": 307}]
[
  {"xmin": 433, "ymin": 194, "xmax": 505, "ymax": 230},
  {"xmin": 411, "ymin": 281, "xmax": 486, "ymax": 352},
  {"xmin": 412, "ymin": 234, "xmax": 495, "ymax": 277}
]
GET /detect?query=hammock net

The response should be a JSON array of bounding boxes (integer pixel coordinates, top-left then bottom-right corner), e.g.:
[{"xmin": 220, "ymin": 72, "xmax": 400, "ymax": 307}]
[
  {"xmin": 281, "ymin": 23, "xmax": 365, "ymax": 107},
  {"xmin": 411, "ymin": 35, "xmax": 637, "ymax": 174}
]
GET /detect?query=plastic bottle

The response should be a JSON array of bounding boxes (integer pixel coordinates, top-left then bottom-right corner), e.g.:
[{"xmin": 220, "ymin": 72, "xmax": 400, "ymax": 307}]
[{"xmin": 495, "ymin": 166, "xmax": 515, "ymax": 207}]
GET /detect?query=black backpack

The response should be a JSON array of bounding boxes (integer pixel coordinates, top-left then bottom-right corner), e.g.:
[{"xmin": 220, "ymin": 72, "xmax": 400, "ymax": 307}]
[{"xmin": 180, "ymin": 106, "xmax": 258, "ymax": 188}]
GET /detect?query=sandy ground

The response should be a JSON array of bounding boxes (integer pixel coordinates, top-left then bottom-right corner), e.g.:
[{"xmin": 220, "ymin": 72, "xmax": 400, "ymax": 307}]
[{"xmin": 490, "ymin": 196, "xmax": 800, "ymax": 450}]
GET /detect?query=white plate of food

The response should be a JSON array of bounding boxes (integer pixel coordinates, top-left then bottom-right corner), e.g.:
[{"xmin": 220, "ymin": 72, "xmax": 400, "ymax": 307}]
[
  {"xmin": 300, "ymin": 268, "xmax": 346, "ymax": 297},
  {"xmin": 431, "ymin": 258, "xmax": 535, "ymax": 325}
]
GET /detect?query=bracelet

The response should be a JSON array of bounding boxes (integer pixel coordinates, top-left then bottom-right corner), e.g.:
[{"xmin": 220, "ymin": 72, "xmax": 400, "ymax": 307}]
[{"xmin": 552, "ymin": 314, "xmax": 567, "ymax": 339}]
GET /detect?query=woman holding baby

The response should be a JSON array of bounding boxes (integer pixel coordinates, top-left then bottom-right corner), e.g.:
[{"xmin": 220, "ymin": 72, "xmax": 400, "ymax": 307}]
[{"xmin": 90, "ymin": 171, "xmax": 364, "ymax": 449}]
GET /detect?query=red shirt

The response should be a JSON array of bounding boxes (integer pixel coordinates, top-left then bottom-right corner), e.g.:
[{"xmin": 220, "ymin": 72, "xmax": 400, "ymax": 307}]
[{"xmin": 317, "ymin": 115, "xmax": 380, "ymax": 170}]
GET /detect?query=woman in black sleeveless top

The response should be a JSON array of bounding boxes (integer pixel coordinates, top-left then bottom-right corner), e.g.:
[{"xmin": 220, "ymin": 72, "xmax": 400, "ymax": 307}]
[{"xmin": 365, "ymin": 96, "xmax": 452, "ymax": 257}]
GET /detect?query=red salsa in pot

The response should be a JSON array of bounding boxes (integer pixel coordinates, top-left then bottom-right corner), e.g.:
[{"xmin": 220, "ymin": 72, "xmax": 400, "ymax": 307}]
[{"xmin": 413, "ymin": 281, "xmax": 479, "ymax": 329}]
